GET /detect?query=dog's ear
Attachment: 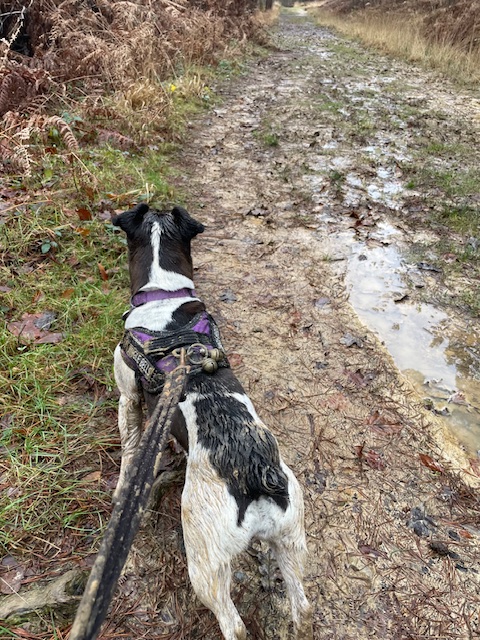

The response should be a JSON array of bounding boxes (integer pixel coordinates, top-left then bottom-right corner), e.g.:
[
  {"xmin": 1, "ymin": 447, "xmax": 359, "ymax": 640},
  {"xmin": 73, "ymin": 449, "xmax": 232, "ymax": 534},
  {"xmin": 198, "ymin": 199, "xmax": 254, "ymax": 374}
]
[
  {"xmin": 112, "ymin": 203, "xmax": 149, "ymax": 236},
  {"xmin": 171, "ymin": 206, "xmax": 205, "ymax": 240}
]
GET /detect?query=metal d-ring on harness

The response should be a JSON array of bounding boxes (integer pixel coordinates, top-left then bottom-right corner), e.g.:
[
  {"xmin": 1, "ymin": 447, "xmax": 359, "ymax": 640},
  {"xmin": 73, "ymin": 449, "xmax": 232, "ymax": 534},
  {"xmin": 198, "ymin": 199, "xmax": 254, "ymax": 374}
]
[
  {"xmin": 69, "ymin": 326, "xmax": 227, "ymax": 640},
  {"xmin": 173, "ymin": 342, "xmax": 225, "ymax": 374}
]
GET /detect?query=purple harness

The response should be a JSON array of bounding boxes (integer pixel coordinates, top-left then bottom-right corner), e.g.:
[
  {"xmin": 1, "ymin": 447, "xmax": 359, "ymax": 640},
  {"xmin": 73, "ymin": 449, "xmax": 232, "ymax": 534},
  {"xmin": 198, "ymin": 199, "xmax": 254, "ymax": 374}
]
[{"xmin": 120, "ymin": 292, "xmax": 228, "ymax": 394}]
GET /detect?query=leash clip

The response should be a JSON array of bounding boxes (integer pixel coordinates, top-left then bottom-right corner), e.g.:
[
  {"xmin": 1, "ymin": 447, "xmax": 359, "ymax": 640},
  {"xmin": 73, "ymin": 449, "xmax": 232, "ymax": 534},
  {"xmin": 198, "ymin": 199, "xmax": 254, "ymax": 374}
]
[{"xmin": 171, "ymin": 342, "xmax": 224, "ymax": 374}]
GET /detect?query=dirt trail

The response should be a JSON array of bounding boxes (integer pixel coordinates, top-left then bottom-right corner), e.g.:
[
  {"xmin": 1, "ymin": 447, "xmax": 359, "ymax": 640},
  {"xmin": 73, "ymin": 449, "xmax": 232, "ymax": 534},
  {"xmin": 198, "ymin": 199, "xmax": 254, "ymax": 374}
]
[
  {"xmin": 70, "ymin": 8, "xmax": 480, "ymax": 640},
  {"xmin": 165, "ymin": 8, "xmax": 480, "ymax": 640}
]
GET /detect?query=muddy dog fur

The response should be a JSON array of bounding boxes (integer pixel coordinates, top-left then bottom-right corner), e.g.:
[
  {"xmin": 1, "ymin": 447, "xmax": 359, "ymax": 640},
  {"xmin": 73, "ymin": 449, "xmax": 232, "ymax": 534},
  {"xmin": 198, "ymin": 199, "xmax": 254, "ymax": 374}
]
[{"xmin": 112, "ymin": 204, "xmax": 312, "ymax": 640}]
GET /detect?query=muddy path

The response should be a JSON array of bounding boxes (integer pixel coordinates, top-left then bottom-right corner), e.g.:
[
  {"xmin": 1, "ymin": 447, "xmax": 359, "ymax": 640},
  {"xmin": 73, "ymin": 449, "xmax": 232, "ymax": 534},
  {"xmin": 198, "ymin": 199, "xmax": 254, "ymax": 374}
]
[
  {"xmin": 34, "ymin": 8, "xmax": 480, "ymax": 640},
  {"xmin": 164, "ymin": 9, "xmax": 480, "ymax": 640}
]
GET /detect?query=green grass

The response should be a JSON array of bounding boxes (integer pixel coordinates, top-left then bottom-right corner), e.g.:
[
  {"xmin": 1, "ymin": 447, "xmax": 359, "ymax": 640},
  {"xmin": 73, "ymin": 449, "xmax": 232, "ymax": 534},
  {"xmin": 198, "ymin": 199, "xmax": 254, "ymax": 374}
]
[
  {"xmin": 313, "ymin": 98, "xmax": 344, "ymax": 114},
  {"xmin": 0, "ymin": 112, "xmax": 184, "ymax": 567},
  {"xmin": 436, "ymin": 204, "xmax": 480, "ymax": 236},
  {"xmin": 263, "ymin": 132, "xmax": 279, "ymax": 147},
  {"xmin": 253, "ymin": 122, "xmax": 281, "ymax": 148}
]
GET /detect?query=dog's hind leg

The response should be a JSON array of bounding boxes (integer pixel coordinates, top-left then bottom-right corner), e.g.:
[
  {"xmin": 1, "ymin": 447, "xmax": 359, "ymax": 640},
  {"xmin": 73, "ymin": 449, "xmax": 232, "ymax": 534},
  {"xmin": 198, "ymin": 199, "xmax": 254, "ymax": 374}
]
[
  {"xmin": 187, "ymin": 554, "xmax": 246, "ymax": 640},
  {"xmin": 271, "ymin": 536, "xmax": 312, "ymax": 640},
  {"xmin": 113, "ymin": 345, "xmax": 143, "ymax": 502},
  {"xmin": 269, "ymin": 468, "xmax": 313, "ymax": 640},
  {"xmin": 182, "ymin": 476, "xmax": 247, "ymax": 639}
]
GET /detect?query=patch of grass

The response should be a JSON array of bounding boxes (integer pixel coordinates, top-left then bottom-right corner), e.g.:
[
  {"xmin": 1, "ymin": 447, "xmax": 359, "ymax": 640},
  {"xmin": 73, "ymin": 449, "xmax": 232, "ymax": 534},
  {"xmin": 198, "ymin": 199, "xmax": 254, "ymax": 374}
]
[
  {"xmin": 436, "ymin": 204, "xmax": 480, "ymax": 235},
  {"xmin": 313, "ymin": 98, "xmax": 344, "ymax": 114},
  {"xmin": 324, "ymin": 40, "xmax": 372, "ymax": 65},
  {"xmin": 263, "ymin": 132, "xmax": 280, "ymax": 147},
  {"xmin": 408, "ymin": 164, "xmax": 480, "ymax": 201},
  {"xmin": 459, "ymin": 288, "xmax": 480, "ymax": 317},
  {"xmin": 0, "ymin": 206, "xmax": 126, "ymax": 554},
  {"xmin": 424, "ymin": 141, "xmax": 471, "ymax": 157},
  {"xmin": 328, "ymin": 169, "xmax": 346, "ymax": 187},
  {"xmin": 253, "ymin": 121, "xmax": 281, "ymax": 147},
  {"xmin": 433, "ymin": 168, "xmax": 480, "ymax": 199}
]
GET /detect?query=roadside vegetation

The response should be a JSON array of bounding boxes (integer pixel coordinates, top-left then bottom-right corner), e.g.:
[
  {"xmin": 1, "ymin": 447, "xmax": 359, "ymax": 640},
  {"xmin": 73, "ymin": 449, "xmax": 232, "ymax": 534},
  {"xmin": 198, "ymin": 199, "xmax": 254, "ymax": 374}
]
[
  {"xmin": 309, "ymin": 0, "xmax": 480, "ymax": 84},
  {"xmin": 0, "ymin": 1, "xmax": 271, "ymax": 636}
]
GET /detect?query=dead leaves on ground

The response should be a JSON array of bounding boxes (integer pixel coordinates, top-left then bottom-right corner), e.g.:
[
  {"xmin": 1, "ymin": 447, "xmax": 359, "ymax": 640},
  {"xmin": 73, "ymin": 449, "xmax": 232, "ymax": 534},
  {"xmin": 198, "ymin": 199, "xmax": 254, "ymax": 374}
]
[
  {"xmin": 7, "ymin": 311, "xmax": 63, "ymax": 344},
  {"xmin": 355, "ymin": 443, "xmax": 387, "ymax": 471},
  {"xmin": 419, "ymin": 453, "xmax": 445, "ymax": 474},
  {"xmin": 366, "ymin": 410, "xmax": 403, "ymax": 437}
]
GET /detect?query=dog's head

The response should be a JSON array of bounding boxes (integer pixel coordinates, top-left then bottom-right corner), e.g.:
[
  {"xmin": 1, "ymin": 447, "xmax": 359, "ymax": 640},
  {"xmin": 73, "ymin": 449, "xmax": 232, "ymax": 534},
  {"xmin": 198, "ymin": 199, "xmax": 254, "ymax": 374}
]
[{"xmin": 112, "ymin": 204, "xmax": 205, "ymax": 293}]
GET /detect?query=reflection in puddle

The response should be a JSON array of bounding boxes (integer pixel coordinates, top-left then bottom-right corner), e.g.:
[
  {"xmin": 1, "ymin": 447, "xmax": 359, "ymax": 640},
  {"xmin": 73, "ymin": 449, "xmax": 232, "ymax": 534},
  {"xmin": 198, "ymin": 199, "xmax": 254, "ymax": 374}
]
[{"xmin": 339, "ymin": 223, "xmax": 480, "ymax": 452}]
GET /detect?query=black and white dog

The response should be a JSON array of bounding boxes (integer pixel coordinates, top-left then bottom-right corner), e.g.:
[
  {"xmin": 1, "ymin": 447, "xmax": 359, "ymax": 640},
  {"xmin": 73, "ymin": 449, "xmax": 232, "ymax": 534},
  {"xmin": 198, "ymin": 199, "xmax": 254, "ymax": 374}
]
[{"xmin": 112, "ymin": 204, "xmax": 312, "ymax": 640}]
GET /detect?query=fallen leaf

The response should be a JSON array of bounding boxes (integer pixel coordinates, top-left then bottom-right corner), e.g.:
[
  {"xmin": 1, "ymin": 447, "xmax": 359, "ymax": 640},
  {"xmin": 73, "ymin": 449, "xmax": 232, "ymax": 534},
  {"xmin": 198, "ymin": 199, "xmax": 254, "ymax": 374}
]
[
  {"xmin": 346, "ymin": 369, "xmax": 376, "ymax": 387},
  {"xmin": 419, "ymin": 453, "xmax": 444, "ymax": 473},
  {"xmin": 75, "ymin": 227, "xmax": 91, "ymax": 237},
  {"xmin": 228, "ymin": 353, "xmax": 243, "ymax": 368},
  {"xmin": 355, "ymin": 443, "xmax": 386, "ymax": 470},
  {"xmin": 68, "ymin": 256, "xmax": 81, "ymax": 268},
  {"xmin": 98, "ymin": 263, "xmax": 108, "ymax": 281},
  {"xmin": 358, "ymin": 543, "xmax": 387, "ymax": 559},
  {"xmin": 354, "ymin": 444, "xmax": 364, "ymax": 459},
  {"xmin": 61, "ymin": 288, "xmax": 75, "ymax": 299},
  {"xmin": 469, "ymin": 458, "xmax": 480, "ymax": 477},
  {"xmin": 84, "ymin": 185, "xmax": 95, "ymax": 200},
  {"xmin": 364, "ymin": 449, "xmax": 386, "ymax": 470},
  {"xmin": 0, "ymin": 566, "xmax": 25, "ymax": 594},
  {"xmin": 0, "ymin": 285, "xmax": 12, "ymax": 293},
  {"xmin": 7, "ymin": 312, "xmax": 63, "ymax": 345},
  {"xmin": 366, "ymin": 410, "xmax": 403, "ymax": 436},
  {"xmin": 289, "ymin": 310, "xmax": 301, "ymax": 328},
  {"xmin": 82, "ymin": 471, "xmax": 101, "ymax": 483},
  {"xmin": 77, "ymin": 207, "xmax": 92, "ymax": 221}
]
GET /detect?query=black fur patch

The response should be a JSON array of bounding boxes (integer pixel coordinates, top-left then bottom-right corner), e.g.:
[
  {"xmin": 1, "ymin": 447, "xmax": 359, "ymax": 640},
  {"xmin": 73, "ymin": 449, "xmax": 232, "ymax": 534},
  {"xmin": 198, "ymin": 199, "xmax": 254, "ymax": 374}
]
[
  {"xmin": 190, "ymin": 371, "xmax": 290, "ymax": 525},
  {"xmin": 112, "ymin": 205, "xmax": 204, "ymax": 294}
]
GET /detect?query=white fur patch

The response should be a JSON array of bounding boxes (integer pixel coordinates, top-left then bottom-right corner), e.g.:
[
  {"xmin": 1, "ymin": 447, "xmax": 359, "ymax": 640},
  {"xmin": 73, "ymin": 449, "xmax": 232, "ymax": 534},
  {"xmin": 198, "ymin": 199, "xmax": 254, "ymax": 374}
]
[
  {"xmin": 124, "ymin": 298, "xmax": 198, "ymax": 331},
  {"xmin": 143, "ymin": 221, "xmax": 196, "ymax": 292},
  {"xmin": 179, "ymin": 389, "xmax": 311, "ymax": 639}
]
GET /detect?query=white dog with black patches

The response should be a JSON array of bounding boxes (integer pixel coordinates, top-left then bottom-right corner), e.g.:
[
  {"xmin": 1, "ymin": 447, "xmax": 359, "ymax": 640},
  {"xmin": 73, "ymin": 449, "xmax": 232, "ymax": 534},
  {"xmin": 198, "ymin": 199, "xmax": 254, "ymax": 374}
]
[{"xmin": 112, "ymin": 204, "xmax": 312, "ymax": 640}]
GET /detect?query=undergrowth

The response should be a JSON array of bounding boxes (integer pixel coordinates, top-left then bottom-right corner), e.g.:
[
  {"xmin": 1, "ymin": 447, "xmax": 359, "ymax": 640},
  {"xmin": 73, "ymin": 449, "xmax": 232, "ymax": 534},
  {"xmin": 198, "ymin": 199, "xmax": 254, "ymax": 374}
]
[{"xmin": 309, "ymin": 1, "xmax": 480, "ymax": 84}]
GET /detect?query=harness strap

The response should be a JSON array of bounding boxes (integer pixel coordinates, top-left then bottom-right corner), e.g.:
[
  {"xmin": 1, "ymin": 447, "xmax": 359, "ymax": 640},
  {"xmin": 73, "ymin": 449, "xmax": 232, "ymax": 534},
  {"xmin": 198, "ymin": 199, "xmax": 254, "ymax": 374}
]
[
  {"xmin": 120, "ymin": 312, "xmax": 229, "ymax": 394},
  {"xmin": 143, "ymin": 328, "xmax": 211, "ymax": 355}
]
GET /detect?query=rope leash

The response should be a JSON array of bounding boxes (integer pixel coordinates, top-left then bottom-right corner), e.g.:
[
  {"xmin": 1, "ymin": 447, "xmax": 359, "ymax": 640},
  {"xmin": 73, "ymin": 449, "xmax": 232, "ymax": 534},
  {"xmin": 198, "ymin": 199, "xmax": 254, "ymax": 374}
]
[{"xmin": 69, "ymin": 355, "xmax": 190, "ymax": 640}]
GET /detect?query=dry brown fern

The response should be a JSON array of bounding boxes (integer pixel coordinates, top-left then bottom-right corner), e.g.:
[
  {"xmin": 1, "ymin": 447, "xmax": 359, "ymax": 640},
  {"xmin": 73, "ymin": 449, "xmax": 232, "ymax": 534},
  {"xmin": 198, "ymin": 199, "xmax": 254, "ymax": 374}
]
[
  {"xmin": 45, "ymin": 115, "xmax": 79, "ymax": 150},
  {"xmin": 0, "ymin": 111, "xmax": 79, "ymax": 176},
  {"xmin": 0, "ymin": 0, "xmax": 263, "ymax": 163},
  {"xmin": 97, "ymin": 128, "xmax": 137, "ymax": 150}
]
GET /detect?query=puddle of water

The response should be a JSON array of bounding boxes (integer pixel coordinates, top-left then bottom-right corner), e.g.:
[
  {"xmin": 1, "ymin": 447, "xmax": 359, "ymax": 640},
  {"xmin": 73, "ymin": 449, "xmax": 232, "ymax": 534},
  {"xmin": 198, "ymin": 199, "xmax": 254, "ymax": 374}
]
[{"xmin": 336, "ymin": 223, "xmax": 480, "ymax": 452}]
